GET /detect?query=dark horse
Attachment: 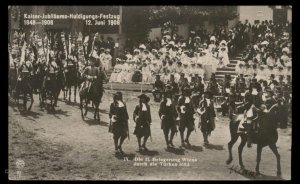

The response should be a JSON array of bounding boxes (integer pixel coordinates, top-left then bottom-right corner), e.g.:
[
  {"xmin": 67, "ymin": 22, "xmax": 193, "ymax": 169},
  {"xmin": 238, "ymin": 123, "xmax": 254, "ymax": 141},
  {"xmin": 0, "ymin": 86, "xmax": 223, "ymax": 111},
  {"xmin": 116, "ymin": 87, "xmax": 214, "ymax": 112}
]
[
  {"xmin": 9, "ymin": 63, "xmax": 18, "ymax": 97},
  {"xmin": 15, "ymin": 70, "xmax": 34, "ymax": 111},
  {"xmin": 79, "ymin": 68, "xmax": 105, "ymax": 121},
  {"xmin": 63, "ymin": 61, "xmax": 81, "ymax": 103},
  {"xmin": 226, "ymin": 104, "xmax": 281, "ymax": 177},
  {"xmin": 43, "ymin": 68, "xmax": 66, "ymax": 111},
  {"xmin": 31, "ymin": 62, "xmax": 47, "ymax": 107}
]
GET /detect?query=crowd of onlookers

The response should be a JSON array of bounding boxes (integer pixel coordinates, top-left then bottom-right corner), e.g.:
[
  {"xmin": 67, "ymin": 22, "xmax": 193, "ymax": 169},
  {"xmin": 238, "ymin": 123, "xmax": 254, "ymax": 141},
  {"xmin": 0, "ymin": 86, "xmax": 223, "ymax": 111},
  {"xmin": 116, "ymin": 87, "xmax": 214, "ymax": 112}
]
[
  {"xmin": 109, "ymin": 21, "xmax": 251, "ymax": 84},
  {"xmin": 9, "ymin": 19, "xmax": 292, "ymax": 89},
  {"xmin": 234, "ymin": 20, "xmax": 292, "ymax": 86}
]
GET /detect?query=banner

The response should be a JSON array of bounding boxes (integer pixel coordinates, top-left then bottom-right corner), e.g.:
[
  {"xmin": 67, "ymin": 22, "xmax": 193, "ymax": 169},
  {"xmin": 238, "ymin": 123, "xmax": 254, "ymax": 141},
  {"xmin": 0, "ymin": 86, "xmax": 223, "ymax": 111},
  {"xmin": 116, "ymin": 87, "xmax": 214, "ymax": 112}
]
[{"xmin": 20, "ymin": 6, "xmax": 120, "ymax": 33}]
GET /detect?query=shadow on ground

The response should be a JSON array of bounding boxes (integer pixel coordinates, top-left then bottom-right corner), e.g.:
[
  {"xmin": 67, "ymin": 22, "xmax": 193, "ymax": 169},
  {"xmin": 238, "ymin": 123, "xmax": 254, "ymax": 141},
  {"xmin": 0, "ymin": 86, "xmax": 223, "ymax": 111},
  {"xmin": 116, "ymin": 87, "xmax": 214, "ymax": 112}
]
[
  {"xmin": 204, "ymin": 144, "xmax": 224, "ymax": 150},
  {"xmin": 165, "ymin": 147, "xmax": 185, "ymax": 155},
  {"xmin": 138, "ymin": 150, "xmax": 159, "ymax": 156},
  {"xmin": 185, "ymin": 145, "xmax": 204, "ymax": 152}
]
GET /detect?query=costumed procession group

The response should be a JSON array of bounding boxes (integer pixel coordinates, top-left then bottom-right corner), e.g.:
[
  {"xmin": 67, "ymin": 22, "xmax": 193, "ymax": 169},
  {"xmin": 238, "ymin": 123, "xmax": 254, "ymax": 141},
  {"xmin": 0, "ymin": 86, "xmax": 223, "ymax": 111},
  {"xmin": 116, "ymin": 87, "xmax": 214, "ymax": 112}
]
[{"xmin": 9, "ymin": 19, "xmax": 291, "ymax": 155}]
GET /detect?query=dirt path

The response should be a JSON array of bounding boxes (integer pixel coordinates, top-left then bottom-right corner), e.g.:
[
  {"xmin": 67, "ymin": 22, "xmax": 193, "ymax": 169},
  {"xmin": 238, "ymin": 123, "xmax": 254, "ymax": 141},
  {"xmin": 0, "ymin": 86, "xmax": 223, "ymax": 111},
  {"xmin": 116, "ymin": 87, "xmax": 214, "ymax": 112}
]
[{"xmin": 8, "ymin": 90, "xmax": 291, "ymax": 180}]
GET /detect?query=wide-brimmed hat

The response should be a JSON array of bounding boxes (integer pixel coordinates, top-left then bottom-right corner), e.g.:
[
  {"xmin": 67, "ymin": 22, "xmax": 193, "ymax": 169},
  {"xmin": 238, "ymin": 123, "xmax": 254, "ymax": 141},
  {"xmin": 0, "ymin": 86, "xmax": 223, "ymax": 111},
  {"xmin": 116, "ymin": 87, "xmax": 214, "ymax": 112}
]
[
  {"xmin": 113, "ymin": 91, "xmax": 123, "ymax": 99},
  {"xmin": 138, "ymin": 94, "xmax": 150, "ymax": 102}
]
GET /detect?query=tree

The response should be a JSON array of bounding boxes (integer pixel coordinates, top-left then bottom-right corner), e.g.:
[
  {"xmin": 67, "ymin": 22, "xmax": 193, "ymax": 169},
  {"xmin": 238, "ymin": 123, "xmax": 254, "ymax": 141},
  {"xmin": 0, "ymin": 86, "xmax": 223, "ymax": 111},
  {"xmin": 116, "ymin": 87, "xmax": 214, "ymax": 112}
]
[
  {"xmin": 122, "ymin": 6, "xmax": 152, "ymax": 46},
  {"xmin": 122, "ymin": 6, "xmax": 239, "ymax": 44},
  {"xmin": 149, "ymin": 6, "xmax": 238, "ymax": 26}
]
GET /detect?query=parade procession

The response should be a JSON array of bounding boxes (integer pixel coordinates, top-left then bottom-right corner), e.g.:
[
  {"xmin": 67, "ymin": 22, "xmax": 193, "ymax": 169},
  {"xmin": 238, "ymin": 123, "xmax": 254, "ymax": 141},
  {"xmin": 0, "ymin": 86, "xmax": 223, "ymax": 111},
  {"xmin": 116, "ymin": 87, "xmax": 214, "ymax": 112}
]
[{"xmin": 8, "ymin": 6, "xmax": 292, "ymax": 180}]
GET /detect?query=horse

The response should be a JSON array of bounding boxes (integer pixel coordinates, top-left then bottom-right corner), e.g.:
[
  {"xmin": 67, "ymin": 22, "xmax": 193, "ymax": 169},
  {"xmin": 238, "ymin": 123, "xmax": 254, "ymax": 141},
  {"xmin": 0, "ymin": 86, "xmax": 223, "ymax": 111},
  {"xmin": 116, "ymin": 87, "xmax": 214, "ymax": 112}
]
[
  {"xmin": 226, "ymin": 104, "xmax": 282, "ymax": 177},
  {"xmin": 31, "ymin": 61, "xmax": 47, "ymax": 107},
  {"xmin": 79, "ymin": 68, "xmax": 104, "ymax": 121},
  {"xmin": 63, "ymin": 61, "xmax": 81, "ymax": 103},
  {"xmin": 15, "ymin": 69, "xmax": 34, "ymax": 111},
  {"xmin": 9, "ymin": 63, "xmax": 18, "ymax": 98},
  {"xmin": 43, "ymin": 68, "xmax": 66, "ymax": 111}
]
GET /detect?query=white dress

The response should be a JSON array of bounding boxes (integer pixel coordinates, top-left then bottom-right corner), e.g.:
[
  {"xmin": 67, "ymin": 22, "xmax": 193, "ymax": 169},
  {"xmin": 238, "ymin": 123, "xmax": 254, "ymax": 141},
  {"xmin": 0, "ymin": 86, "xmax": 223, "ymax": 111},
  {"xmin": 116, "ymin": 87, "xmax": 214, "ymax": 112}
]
[
  {"xmin": 109, "ymin": 64, "xmax": 121, "ymax": 82},
  {"xmin": 102, "ymin": 54, "xmax": 112, "ymax": 71},
  {"xmin": 142, "ymin": 65, "xmax": 151, "ymax": 84},
  {"xmin": 125, "ymin": 64, "xmax": 135, "ymax": 83},
  {"xmin": 116, "ymin": 63, "xmax": 128, "ymax": 83}
]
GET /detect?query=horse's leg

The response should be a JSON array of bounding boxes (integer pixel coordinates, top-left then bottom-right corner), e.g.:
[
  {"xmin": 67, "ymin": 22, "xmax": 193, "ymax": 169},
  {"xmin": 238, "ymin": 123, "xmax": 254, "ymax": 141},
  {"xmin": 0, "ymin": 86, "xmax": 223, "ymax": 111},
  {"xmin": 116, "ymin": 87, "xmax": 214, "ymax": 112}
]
[
  {"xmin": 96, "ymin": 101, "xmax": 100, "ymax": 121},
  {"xmin": 69, "ymin": 86, "xmax": 71, "ymax": 102},
  {"xmin": 23, "ymin": 92, "xmax": 27, "ymax": 111},
  {"xmin": 79, "ymin": 95, "xmax": 84, "ymax": 119},
  {"xmin": 255, "ymin": 144, "xmax": 263, "ymax": 175},
  {"xmin": 28, "ymin": 91, "xmax": 34, "ymax": 111},
  {"xmin": 38, "ymin": 89, "xmax": 42, "ymax": 107},
  {"xmin": 238, "ymin": 135, "xmax": 247, "ymax": 170},
  {"xmin": 269, "ymin": 144, "xmax": 281, "ymax": 177},
  {"xmin": 63, "ymin": 86, "xmax": 66, "ymax": 101},
  {"xmin": 74, "ymin": 85, "xmax": 77, "ymax": 103},
  {"xmin": 227, "ymin": 121, "xmax": 240, "ymax": 164},
  {"xmin": 93, "ymin": 102, "xmax": 97, "ymax": 120},
  {"xmin": 54, "ymin": 89, "xmax": 60, "ymax": 107},
  {"xmin": 226, "ymin": 134, "xmax": 239, "ymax": 165},
  {"xmin": 84, "ymin": 98, "xmax": 88, "ymax": 116}
]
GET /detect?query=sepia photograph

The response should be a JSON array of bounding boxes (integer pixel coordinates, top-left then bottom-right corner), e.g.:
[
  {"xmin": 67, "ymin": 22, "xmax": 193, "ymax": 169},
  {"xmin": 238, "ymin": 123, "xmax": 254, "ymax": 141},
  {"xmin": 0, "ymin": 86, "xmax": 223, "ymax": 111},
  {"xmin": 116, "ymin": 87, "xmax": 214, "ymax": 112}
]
[{"xmin": 8, "ymin": 5, "xmax": 292, "ymax": 180}]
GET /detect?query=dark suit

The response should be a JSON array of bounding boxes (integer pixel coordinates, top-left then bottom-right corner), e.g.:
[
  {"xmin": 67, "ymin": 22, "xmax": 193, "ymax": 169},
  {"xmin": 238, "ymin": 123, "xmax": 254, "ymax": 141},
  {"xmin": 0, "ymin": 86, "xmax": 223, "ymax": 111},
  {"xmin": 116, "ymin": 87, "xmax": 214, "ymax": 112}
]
[
  {"xmin": 109, "ymin": 101, "xmax": 129, "ymax": 137},
  {"xmin": 200, "ymin": 98, "xmax": 216, "ymax": 134},
  {"xmin": 159, "ymin": 99, "xmax": 178, "ymax": 131},
  {"xmin": 133, "ymin": 104, "xmax": 152, "ymax": 137},
  {"xmin": 177, "ymin": 96, "xmax": 194, "ymax": 131}
]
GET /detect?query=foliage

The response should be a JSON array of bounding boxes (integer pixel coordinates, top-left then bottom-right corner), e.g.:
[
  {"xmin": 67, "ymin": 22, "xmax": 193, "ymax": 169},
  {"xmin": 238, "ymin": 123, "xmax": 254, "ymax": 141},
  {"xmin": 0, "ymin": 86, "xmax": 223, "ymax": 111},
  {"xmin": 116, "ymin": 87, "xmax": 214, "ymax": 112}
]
[{"xmin": 122, "ymin": 6, "xmax": 152, "ymax": 44}]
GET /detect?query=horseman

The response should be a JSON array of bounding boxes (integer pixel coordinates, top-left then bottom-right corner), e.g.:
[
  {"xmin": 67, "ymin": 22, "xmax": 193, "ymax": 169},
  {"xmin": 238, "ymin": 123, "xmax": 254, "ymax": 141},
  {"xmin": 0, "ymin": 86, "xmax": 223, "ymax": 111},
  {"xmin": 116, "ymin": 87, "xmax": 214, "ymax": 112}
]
[
  {"xmin": 18, "ymin": 49, "xmax": 34, "ymax": 88},
  {"xmin": 16, "ymin": 46, "xmax": 35, "ymax": 111},
  {"xmin": 46, "ymin": 50, "xmax": 59, "ymax": 82},
  {"xmin": 241, "ymin": 78, "xmax": 263, "ymax": 148},
  {"xmin": 79, "ymin": 56, "xmax": 100, "ymax": 96},
  {"xmin": 9, "ymin": 49, "xmax": 19, "ymax": 95},
  {"xmin": 65, "ymin": 44, "xmax": 79, "ymax": 71}
]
